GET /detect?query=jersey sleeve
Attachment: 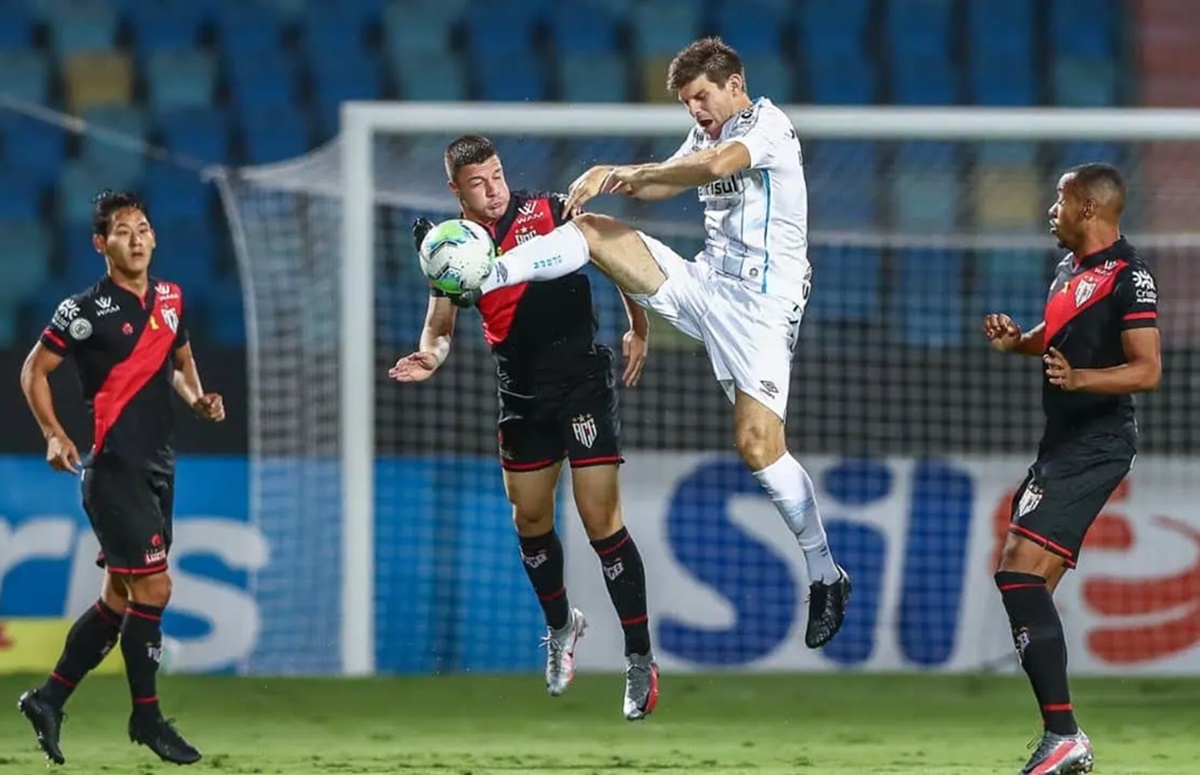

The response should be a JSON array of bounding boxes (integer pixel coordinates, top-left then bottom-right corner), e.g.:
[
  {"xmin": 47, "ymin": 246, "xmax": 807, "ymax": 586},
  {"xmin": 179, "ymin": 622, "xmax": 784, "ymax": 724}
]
[
  {"xmin": 726, "ymin": 104, "xmax": 791, "ymax": 170},
  {"xmin": 172, "ymin": 298, "xmax": 191, "ymax": 351},
  {"xmin": 1114, "ymin": 262, "xmax": 1159, "ymax": 329},
  {"xmin": 39, "ymin": 296, "xmax": 87, "ymax": 356},
  {"xmin": 666, "ymin": 128, "xmax": 700, "ymax": 162},
  {"xmin": 547, "ymin": 192, "xmax": 571, "ymax": 225}
]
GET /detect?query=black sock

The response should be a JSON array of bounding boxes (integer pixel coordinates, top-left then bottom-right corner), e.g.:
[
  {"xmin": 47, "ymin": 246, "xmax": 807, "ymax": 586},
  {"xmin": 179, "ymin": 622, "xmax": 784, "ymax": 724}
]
[
  {"xmin": 995, "ymin": 571, "xmax": 1078, "ymax": 735},
  {"xmin": 120, "ymin": 602, "xmax": 165, "ymax": 719},
  {"xmin": 40, "ymin": 600, "xmax": 123, "ymax": 708},
  {"xmin": 591, "ymin": 527, "xmax": 651, "ymax": 656},
  {"xmin": 519, "ymin": 530, "xmax": 570, "ymax": 630}
]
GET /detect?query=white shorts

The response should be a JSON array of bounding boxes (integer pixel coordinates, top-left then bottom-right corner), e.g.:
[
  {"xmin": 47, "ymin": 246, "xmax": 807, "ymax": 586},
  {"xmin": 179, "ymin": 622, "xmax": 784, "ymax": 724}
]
[{"xmin": 629, "ymin": 231, "xmax": 804, "ymax": 421}]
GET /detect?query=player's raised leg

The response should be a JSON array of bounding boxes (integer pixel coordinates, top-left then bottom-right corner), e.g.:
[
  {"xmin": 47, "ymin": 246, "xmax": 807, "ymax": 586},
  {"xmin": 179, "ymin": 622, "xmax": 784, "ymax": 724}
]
[
  {"xmin": 120, "ymin": 570, "xmax": 202, "ymax": 764},
  {"xmin": 995, "ymin": 534, "xmax": 1093, "ymax": 775},
  {"xmin": 504, "ymin": 460, "xmax": 587, "ymax": 696},
  {"xmin": 570, "ymin": 463, "xmax": 658, "ymax": 720},
  {"xmin": 17, "ymin": 572, "xmax": 128, "ymax": 764},
  {"xmin": 734, "ymin": 392, "xmax": 850, "ymax": 648}
]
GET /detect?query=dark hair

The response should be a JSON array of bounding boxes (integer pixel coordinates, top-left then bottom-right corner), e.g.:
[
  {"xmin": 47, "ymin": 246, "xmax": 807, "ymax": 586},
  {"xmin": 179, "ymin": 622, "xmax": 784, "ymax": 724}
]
[
  {"xmin": 1068, "ymin": 163, "xmax": 1126, "ymax": 216},
  {"xmin": 92, "ymin": 189, "xmax": 148, "ymax": 236},
  {"xmin": 444, "ymin": 134, "xmax": 498, "ymax": 178},
  {"xmin": 667, "ymin": 37, "xmax": 744, "ymax": 92}
]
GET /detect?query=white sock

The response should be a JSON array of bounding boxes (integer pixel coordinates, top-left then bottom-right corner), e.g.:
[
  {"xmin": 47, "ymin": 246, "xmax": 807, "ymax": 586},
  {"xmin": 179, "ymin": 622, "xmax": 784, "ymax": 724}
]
[
  {"xmin": 479, "ymin": 221, "xmax": 590, "ymax": 294},
  {"xmin": 752, "ymin": 453, "xmax": 841, "ymax": 584}
]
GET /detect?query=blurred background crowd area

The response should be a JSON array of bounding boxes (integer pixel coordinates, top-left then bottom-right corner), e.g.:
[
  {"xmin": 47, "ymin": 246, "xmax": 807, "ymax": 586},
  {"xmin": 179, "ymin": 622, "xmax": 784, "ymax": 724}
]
[{"xmin": 0, "ymin": 0, "xmax": 1194, "ymax": 354}]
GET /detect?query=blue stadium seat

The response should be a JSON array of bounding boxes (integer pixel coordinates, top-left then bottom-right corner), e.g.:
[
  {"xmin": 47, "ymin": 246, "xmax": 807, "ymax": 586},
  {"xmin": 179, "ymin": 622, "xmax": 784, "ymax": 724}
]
[
  {"xmin": 891, "ymin": 55, "xmax": 958, "ymax": 105},
  {"xmin": 0, "ymin": 114, "xmax": 66, "ymax": 185},
  {"xmin": 550, "ymin": 4, "xmax": 621, "ymax": 56},
  {"xmin": 1052, "ymin": 57, "xmax": 1118, "ymax": 107},
  {"xmin": 0, "ymin": 222, "xmax": 51, "ymax": 310},
  {"xmin": 741, "ymin": 56, "xmax": 793, "ymax": 102},
  {"xmin": 967, "ymin": 0, "xmax": 1034, "ymax": 61},
  {"xmin": 390, "ymin": 54, "xmax": 468, "ymax": 101},
  {"xmin": 558, "ymin": 139, "xmax": 639, "ymax": 191},
  {"xmin": 48, "ymin": 0, "xmax": 119, "ymax": 57},
  {"xmin": 382, "ymin": 5, "xmax": 455, "ymax": 57},
  {"xmin": 806, "ymin": 141, "xmax": 879, "ymax": 229},
  {"xmin": 475, "ymin": 53, "xmax": 547, "ymax": 102},
  {"xmin": 152, "ymin": 218, "xmax": 217, "ymax": 296},
  {"xmin": 559, "ymin": 53, "xmax": 629, "ymax": 102},
  {"xmin": 892, "ymin": 249, "xmax": 964, "ymax": 347},
  {"xmin": 808, "ymin": 247, "xmax": 882, "ymax": 325},
  {"xmin": 977, "ymin": 141, "xmax": 1039, "ymax": 166},
  {"xmin": 143, "ymin": 164, "xmax": 212, "ymax": 222},
  {"xmin": 157, "ymin": 108, "xmax": 231, "ymax": 165},
  {"xmin": 63, "ymin": 226, "xmax": 104, "ymax": 288},
  {"xmin": 206, "ymin": 275, "xmax": 246, "ymax": 345},
  {"xmin": 0, "ymin": 51, "xmax": 51, "ymax": 103},
  {"xmin": 885, "ymin": 0, "xmax": 954, "ymax": 62},
  {"xmin": 216, "ymin": 5, "xmax": 286, "ymax": 58},
  {"xmin": 464, "ymin": 7, "xmax": 536, "ymax": 57},
  {"xmin": 1057, "ymin": 141, "xmax": 1124, "ymax": 171},
  {"xmin": 892, "ymin": 142, "xmax": 961, "ymax": 231},
  {"xmin": 1051, "ymin": 0, "xmax": 1116, "ymax": 58},
  {"xmin": 146, "ymin": 50, "xmax": 217, "ymax": 111},
  {"xmin": 978, "ymin": 250, "xmax": 1049, "ymax": 329},
  {"xmin": 490, "ymin": 138, "xmax": 557, "ymax": 188},
  {"xmin": 806, "ymin": 54, "xmax": 875, "ymax": 105},
  {"xmin": 0, "ymin": 3, "xmax": 35, "ymax": 50},
  {"xmin": 128, "ymin": 0, "xmax": 204, "ymax": 54},
  {"xmin": 226, "ymin": 53, "xmax": 297, "ymax": 112},
  {"xmin": 713, "ymin": 4, "xmax": 784, "ymax": 57},
  {"xmin": 0, "ymin": 169, "xmax": 45, "ymax": 221},
  {"xmin": 311, "ymin": 54, "xmax": 384, "ymax": 138},
  {"xmin": 631, "ymin": 2, "xmax": 702, "ymax": 56},
  {"xmin": 79, "ymin": 106, "xmax": 147, "ymax": 178},
  {"xmin": 799, "ymin": 0, "xmax": 870, "ymax": 59},
  {"xmin": 300, "ymin": 4, "xmax": 365, "ymax": 59},
  {"xmin": 241, "ymin": 106, "xmax": 311, "ymax": 164},
  {"xmin": 970, "ymin": 53, "xmax": 1036, "ymax": 106}
]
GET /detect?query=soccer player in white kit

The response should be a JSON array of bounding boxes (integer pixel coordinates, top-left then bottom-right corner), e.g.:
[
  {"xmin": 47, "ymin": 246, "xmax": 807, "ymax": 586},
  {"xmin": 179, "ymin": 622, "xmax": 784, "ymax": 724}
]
[{"xmin": 462, "ymin": 37, "xmax": 850, "ymax": 648}]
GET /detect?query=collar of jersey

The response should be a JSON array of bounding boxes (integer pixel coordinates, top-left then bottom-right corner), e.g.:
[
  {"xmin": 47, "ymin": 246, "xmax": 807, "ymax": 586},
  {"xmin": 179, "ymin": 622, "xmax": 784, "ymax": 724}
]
[{"xmin": 1075, "ymin": 236, "xmax": 1129, "ymax": 269}]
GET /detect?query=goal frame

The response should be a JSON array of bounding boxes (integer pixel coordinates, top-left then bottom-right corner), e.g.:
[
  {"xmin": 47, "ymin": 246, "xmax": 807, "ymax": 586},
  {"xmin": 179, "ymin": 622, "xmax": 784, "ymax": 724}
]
[{"xmin": 337, "ymin": 101, "xmax": 1200, "ymax": 675}]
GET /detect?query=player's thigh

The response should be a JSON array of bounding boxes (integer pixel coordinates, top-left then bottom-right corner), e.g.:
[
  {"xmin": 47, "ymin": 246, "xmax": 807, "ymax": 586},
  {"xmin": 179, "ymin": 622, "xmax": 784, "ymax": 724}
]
[
  {"xmin": 1007, "ymin": 435, "xmax": 1135, "ymax": 570},
  {"xmin": 561, "ymin": 380, "xmax": 625, "ymax": 539},
  {"xmin": 573, "ymin": 213, "xmax": 669, "ymax": 296},
  {"xmin": 82, "ymin": 464, "xmax": 169, "ymax": 576},
  {"xmin": 498, "ymin": 415, "xmax": 565, "ymax": 534},
  {"xmin": 702, "ymin": 285, "xmax": 802, "ymax": 422},
  {"xmin": 623, "ymin": 231, "xmax": 709, "ymax": 341}
]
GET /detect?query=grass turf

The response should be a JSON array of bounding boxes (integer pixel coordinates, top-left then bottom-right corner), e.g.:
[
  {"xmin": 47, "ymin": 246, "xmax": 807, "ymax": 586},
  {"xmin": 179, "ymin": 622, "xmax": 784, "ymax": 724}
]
[{"xmin": 0, "ymin": 672, "xmax": 1196, "ymax": 774}]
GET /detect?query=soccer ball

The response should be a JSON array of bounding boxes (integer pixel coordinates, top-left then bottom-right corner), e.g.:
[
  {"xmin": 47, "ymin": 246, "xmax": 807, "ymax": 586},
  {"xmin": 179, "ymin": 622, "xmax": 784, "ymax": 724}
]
[{"xmin": 418, "ymin": 218, "xmax": 496, "ymax": 295}]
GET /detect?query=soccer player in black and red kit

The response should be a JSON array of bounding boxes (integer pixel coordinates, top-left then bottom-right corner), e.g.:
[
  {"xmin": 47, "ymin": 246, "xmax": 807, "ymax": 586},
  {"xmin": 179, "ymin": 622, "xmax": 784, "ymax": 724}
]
[
  {"xmin": 17, "ymin": 191, "xmax": 224, "ymax": 766},
  {"xmin": 389, "ymin": 135, "xmax": 659, "ymax": 720},
  {"xmin": 984, "ymin": 164, "xmax": 1161, "ymax": 775}
]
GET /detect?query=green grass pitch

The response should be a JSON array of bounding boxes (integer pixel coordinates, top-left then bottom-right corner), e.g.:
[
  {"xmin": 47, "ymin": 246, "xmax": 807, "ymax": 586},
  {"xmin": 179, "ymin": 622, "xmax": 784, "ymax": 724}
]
[{"xmin": 1, "ymin": 673, "xmax": 1197, "ymax": 773}]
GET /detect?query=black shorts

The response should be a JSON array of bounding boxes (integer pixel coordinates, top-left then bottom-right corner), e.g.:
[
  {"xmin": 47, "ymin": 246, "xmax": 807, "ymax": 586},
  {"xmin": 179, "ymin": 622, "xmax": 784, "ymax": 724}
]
[
  {"xmin": 1009, "ymin": 429, "xmax": 1135, "ymax": 568},
  {"xmin": 497, "ymin": 374, "xmax": 623, "ymax": 473},
  {"xmin": 82, "ymin": 464, "xmax": 174, "ymax": 575}
]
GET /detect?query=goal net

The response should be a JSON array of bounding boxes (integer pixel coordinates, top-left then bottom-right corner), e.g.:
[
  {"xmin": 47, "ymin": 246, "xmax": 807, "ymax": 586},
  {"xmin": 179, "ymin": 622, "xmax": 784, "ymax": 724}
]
[{"xmin": 215, "ymin": 104, "xmax": 1200, "ymax": 676}]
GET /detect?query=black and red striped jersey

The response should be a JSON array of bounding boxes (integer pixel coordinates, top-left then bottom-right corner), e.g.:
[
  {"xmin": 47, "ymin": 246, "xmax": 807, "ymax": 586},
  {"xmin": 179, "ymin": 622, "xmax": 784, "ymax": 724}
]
[
  {"xmin": 1040, "ymin": 237, "xmax": 1158, "ymax": 449},
  {"xmin": 432, "ymin": 190, "xmax": 607, "ymax": 400},
  {"xmin": 40, "ymin": 275, "xmax": 189, "ymax": 473}
]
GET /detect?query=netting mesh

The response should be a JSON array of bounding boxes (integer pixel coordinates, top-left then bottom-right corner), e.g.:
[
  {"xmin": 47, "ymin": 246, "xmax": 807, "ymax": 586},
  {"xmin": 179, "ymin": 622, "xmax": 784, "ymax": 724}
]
[{"xmin": 218, "ymin": 126, "xmax": 1200, "ymax": 675}]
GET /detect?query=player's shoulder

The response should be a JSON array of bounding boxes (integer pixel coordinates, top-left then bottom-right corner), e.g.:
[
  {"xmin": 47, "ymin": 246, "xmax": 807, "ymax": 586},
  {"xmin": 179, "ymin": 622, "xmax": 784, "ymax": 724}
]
[
  {"xmin": 151, "ymin": 277, "xmax": 185, "ymax": 299},
  {"xmin": 729, "ymin": 98, "xmax": 787, "ymax": 133}
]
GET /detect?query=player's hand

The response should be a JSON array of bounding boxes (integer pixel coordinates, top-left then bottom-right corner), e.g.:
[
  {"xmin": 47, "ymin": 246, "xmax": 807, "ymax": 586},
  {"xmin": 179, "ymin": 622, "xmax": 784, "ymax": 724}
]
[
  {"xmin": 1044, "ymin": 347, "xmax": 1079, "ymax": 390},
  {"xmin": 412, "ymin": 217, "xmax": 434, "ymax": 254},
  {"xmin": 389, "ymin": 351, "xmax": 440, "ymax": 383},
  {"xmin": 983, "ymin": 313, "xmax": 1022, "ymax": 353},
  {"xmin": 446, "ymin": 288, "xmax": 482, "ymax": 308},
  {"xmin": 621, "ymin": 328, "xmax": 648, "ymax": 387},
  {"xmin": 46, "ymin": 433, "xmax": 81, "ymax": 473},
  {"xmin": 192, "ymin": 393, "xmax": 226, "ymax": 422},
  {"xmin": 565, "ymin": 165, "xmax": 629, "ymax": 212}
]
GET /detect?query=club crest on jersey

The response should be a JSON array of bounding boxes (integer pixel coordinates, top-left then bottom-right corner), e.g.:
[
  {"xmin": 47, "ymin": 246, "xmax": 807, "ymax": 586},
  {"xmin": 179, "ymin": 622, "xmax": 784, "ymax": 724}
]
[
  {"xmin": 571, "ymin": 414, "xmax": 598, "ymax": 449},
  {"xmin": 162, "ymin": 307, "xmax": 179, "ymax": 333},
  {"xmin": 1074, "ymin": 278, "xmax": 1098, "ymax": 307},
  {"xmin": 1016, "ymin": 481, "xmax": 1043, "ymax": 518}
]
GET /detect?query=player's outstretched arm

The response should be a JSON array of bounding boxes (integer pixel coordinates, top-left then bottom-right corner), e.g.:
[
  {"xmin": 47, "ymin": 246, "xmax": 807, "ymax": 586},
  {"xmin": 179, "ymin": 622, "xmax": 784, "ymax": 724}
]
[
  {"xmin": 20, "ymin": 343, "xmax": 80, "ymax": 472},
  {"xmin": 565, "ymin": 142, "xmax": 750, "ymax": 212},
  {"xmin": 172, "ymin": 343, "xmax": 225, "ymax": 421},
  {"xmin": 390, "ymin": 296, "xmax": 457, "ymax": 383},
  {"xmin": 983, "ymin": 314, "xmax": 1045, "ymax": 356}
]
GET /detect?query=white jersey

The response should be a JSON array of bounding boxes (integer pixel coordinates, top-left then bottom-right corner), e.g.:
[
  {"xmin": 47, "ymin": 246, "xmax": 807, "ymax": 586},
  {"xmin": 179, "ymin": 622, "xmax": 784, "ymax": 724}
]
[{"xmin": 670, "ymin": 97, "xmax": 810, "ymax": 307}]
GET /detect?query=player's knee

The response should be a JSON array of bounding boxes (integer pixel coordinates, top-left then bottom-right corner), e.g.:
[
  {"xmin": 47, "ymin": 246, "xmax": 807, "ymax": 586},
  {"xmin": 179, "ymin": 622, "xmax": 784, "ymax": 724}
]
[
  {"xmin": 101, "ymin": 573, "xmax": 129, "ymax": 614},
  {"xmin": 127, "ymin": 571, "xmax": 172, "ymax": 607},
  {"xmin": 571, "ymin": 212, "xmax": 623, "ymax": 242},
  {"xmin": 575, "ymin": 498, "xmax": 623, "ymax": 542},
  {"xmin": 735, "ymin": 424, "xmax": 782, "ymax": 471},
  {"xmin": 511, "ymin": 503, "xmax": 555, "ymax": 536}
]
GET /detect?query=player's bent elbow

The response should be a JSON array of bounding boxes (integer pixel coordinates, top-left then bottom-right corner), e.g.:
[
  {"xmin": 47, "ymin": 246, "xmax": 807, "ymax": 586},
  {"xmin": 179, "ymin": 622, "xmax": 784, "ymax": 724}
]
[{"xmin": 1142, "ymin": 363, "xmax": 1163, "ymax": 392}]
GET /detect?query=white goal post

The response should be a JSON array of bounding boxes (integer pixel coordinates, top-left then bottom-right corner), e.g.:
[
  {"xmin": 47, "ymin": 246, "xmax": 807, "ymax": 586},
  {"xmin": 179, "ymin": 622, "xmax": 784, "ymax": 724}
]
[{"xmin": 304, "ymin": 102, "xmax": 1200, "ymax": 675}]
